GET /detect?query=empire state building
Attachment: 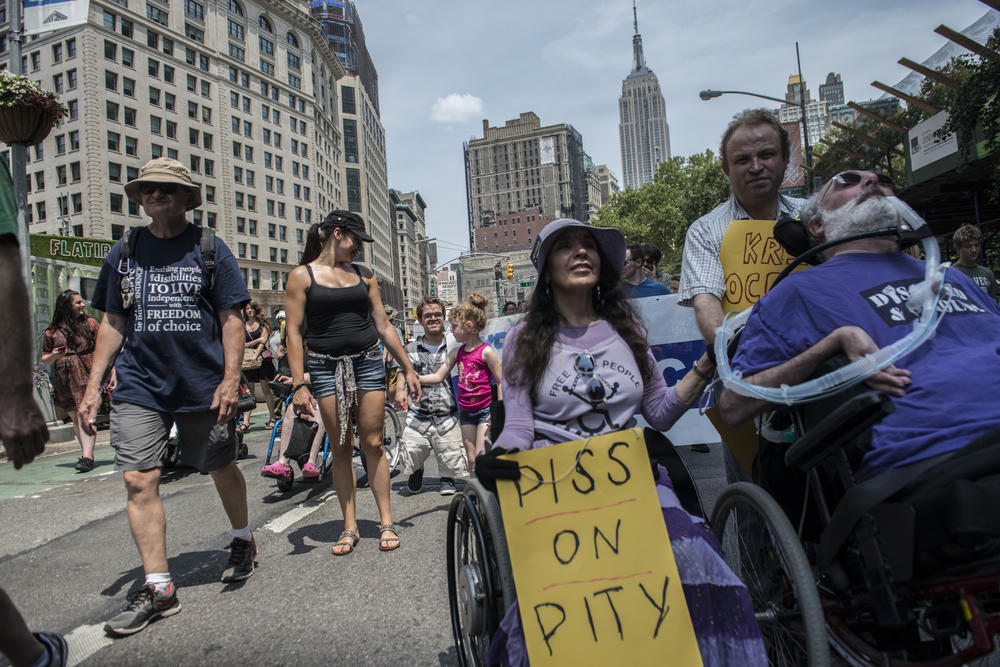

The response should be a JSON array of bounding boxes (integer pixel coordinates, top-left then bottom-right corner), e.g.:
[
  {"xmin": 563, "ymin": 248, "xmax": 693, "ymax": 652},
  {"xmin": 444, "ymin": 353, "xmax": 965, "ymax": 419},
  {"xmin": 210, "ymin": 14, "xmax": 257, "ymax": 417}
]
[{"xmin": 618, "ymin": 2, "xmax": 671, "ymax": 190}]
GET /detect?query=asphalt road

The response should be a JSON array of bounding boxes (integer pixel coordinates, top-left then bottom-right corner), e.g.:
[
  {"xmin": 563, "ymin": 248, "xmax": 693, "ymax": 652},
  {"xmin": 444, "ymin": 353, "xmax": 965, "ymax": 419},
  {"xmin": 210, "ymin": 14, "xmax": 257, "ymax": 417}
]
[{"xmin": 0, "ymin": 416, "xmax": 726, "ymax": 666}]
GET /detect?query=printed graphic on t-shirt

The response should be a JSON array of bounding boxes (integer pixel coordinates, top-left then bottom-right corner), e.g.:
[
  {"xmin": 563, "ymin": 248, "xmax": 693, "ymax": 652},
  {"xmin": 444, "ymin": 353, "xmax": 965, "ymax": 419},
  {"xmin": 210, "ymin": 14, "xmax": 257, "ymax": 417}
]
[
  {"xmin": 132, "ymin": 264, "xmax": 205, "ymax": 333},
  {"xmin": 861, "ymin": 279, "xmax": 987, "ymax": 327},
  {"xmin": 549, "ymin": 357, "xmax": 643, "ymax": 437}
]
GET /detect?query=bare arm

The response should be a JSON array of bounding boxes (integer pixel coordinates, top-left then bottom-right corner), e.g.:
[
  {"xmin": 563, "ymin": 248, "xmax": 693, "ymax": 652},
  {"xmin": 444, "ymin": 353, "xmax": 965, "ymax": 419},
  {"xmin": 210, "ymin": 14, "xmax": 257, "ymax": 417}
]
[
  {"xmin": 284, "ymin": 266, "xmax": 312, "ymax": 416},
  {"xmin": 692, "ymin": 293, "xmax": 724, "ymax": 345},
  {"xmin": 483, "ymin": 346, "xmax": 503, "ymax": 401},
  {"xmin": 79, "ymin": 312, "xmax": 127, "ymax": 435},
  {"xmin": 210, "ymin": 306, "xmax": 244, "ymax": 424},
  {"xmin": 366, "ymin": 272, "xmax": 421, "ymax": 403},
  {"xmin": 0, "ymin": 237, "xmax": 47, "ymax": 468},
  {"xmin": 419, "ymin": 349, "xmax": 457, "ymax": 385},
  {"xmin": 718, "ymin": 326, "xmax": 912, "ymax": 427}
]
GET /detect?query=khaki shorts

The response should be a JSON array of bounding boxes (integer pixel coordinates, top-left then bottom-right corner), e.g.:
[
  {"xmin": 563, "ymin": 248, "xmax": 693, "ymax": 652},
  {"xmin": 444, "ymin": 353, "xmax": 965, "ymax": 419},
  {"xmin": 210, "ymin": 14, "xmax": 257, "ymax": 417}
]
[{"xmin": 110, "ymin": 402, "xmax": 237, "ymax": 473}]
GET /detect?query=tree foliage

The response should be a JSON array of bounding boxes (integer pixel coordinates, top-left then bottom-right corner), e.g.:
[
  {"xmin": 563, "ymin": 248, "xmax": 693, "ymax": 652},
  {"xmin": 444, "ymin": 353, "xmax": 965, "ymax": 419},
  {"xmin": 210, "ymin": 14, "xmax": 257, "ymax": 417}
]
[{"xmin": 591, "ymin": 151, "xmax": 730, "ymax": 274}]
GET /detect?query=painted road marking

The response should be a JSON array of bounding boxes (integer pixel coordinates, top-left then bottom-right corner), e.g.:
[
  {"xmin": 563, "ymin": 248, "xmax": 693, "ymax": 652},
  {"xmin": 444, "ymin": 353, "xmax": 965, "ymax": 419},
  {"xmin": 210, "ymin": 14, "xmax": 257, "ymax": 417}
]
[
  {"xmin": 262, "ymin": 490, "xmax": 336, "ymax": 533},
  {"xmin": 65, "ymin": 623, "xmax": 114, "ymax": 666}
]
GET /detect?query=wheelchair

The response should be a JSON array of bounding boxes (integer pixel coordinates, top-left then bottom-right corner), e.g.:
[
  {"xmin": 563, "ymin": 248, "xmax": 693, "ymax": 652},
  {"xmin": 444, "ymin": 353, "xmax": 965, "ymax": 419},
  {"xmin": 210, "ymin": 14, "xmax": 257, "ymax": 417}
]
[
  {"xmin": 446, "ymin": 385, "xmax": 1000, "ymax": 666},
  {"xmin": 261, "ymin": 380, "xmax": 403, "ymax": 492}
]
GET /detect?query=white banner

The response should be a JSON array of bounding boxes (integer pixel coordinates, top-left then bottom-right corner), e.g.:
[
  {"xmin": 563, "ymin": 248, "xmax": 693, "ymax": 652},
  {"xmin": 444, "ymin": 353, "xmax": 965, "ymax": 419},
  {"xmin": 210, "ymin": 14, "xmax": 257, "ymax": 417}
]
[
  {"xmin": 24, "ymin": 0, "xmax": 89, "ymax": 36},
  {"xmin": 481, "ymin": 294, "xmax": 719, "ymax": 446}
]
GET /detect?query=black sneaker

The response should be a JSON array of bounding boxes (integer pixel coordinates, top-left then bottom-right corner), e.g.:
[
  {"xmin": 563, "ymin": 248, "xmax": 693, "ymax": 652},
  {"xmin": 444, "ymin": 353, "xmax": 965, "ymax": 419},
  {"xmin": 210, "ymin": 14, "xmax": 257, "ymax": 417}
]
[
  {"xmin": 407, "ymin": 468, "xmax": 424, "ymax": 494},
  {"xmin": 439, "ymin": 477, "xmax": 456, "ymax": 496},
  {"xmin": 220, "ymin": 536, "xmax": 257, "ymax": 583},
  {"xmin": 104, "ymin": 583, "xmax": 180, "ymax": 637},
  {"xmin": 32, "ymin": 631, "xmax": 68, "ymax": 666},
  {"xmin": 75, "ymin": 457, "xmax": 95, "ymax": 472}
]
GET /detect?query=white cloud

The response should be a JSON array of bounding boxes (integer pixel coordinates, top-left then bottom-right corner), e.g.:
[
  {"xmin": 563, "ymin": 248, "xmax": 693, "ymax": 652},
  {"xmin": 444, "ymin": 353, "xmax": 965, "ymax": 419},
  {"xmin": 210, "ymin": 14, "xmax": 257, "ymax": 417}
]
[{"xmin": 430, "ymin": 93, "xmax": 485, "ymax": 123}]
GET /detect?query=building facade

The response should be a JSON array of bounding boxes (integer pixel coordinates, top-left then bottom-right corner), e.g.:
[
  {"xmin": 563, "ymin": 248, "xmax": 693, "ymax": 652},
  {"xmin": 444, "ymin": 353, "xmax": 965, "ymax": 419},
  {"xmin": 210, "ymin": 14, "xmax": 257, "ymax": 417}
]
[
  {"xmin": 308, "ymin": 0, "xmax": 378, "ymax": 115},
  {"xmin": 819, "ymin": 72, "xmax": 845, "ymax": 106},
  {"xmin": 464, "ymin": 111, "xmax": 587, "ymax": 251},
  {"xmin": 617, "ymin": 3, "xmax": 670, "ymax": 191},
  {"xmin": 474, "ymin": 207, "xmax": 552, "ymax": 253},
  {"xmin": 434, "ymin": 264, "xmax": 459, "ymax": 309},
  {"xmin": 458, "ymin": 249, "xmax": 533, "ymax": 318},
  {"xmin": 7, "ymin": 0, "xmax": 346, "ymax": 313},
  {"xmin": 596, "ymin": 164, "xmax": 620, "ymax": 205},
  {"xmin": 392, "ymin": 189, "xmax": 429, "ymax": 323}
]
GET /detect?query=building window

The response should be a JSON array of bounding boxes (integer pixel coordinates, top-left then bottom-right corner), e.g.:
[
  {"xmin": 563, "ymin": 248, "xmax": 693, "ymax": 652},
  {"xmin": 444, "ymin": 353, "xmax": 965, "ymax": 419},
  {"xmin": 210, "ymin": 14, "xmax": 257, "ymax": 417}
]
[
  {"xmin": 110, "ymin": 193, "xmax": 123, "ymax": 213},
  {"xmin": 287, "ymin": 52, "xmax": 300, "ymax": 70},
  {"xmin": 104, "ymin": 40, "xmax": 117, "ymax": 60},
  {"xmin": 259, "ymin": 36, "xmax": 273, "ymax": 56},
  {"xmin": 259, "ymin": 59, "xmax": 273, "ymax": 76},
  {"xmin": 287, "ymin": 74, "xmax": 300, "ymax": 90},
  {"xmin": 185, "ymin": 23, "xmax": 204, "ymax": 43},
  {"xmin": 228, "ymin": 44, "xmax": 244, "ymax": 62},
  {"xmin": 146, "ymin": 4, "xmax": 168, "ymax": 25},
  {"xmin": 67, "ymin": 69, "xmax": 76, "ymax": 89},
  {"xmin": 122, "ymin": 48, "xmax": 134, "ymax": 68},
  {"xmin": 163, "ymin": 65, "xmax": 173, "ymax": 83},
  {"xmin": 105, "ymin": 71, "xmax": 117, "ymax": 91},
  {"xmin": 69, "ymin": 130, "xmax": 79, "ymax": 151},
  {"xmin": 123, "ymin": 78, "xmax": 135, "ymax": 97},
  {"xmin": 66, "ymin": 38, "xmax": 76, "ymax": 57},
  {"xmin": 164, "ymin": 93, "xmax": 175, "ymax": 111},
  {"xmin": 124, "ymin": 107, "xmax": 136, "ymax": 126},
  {"xmin": 184, "ymin": 0, "xmax": 203, "ymax": 20},
  {"xmin": 227, "ymin": 19, "xmax": 244, "ymax": 41}
]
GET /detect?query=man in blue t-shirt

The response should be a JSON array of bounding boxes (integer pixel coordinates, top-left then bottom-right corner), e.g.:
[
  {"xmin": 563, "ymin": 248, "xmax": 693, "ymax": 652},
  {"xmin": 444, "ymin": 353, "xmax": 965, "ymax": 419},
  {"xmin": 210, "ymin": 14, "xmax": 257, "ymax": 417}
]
[
  {"xmin": 79, "ymin": 158, "xmax": 254, "ymax": 638},
  {"xmin": 720, "ymin": 170, "xmax": 1000, "ymax": 482},
  {"xmin": 622, "ymin": 244, "xmax": 671, "ymax": 298}
]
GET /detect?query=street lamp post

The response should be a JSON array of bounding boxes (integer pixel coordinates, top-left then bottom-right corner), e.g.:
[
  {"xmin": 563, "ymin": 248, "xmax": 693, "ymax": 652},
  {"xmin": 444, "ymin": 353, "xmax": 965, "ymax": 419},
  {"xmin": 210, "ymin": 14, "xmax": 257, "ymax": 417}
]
[{"xmin": 699, "ymin": 42, "xmax": 813, "ymax": 193}]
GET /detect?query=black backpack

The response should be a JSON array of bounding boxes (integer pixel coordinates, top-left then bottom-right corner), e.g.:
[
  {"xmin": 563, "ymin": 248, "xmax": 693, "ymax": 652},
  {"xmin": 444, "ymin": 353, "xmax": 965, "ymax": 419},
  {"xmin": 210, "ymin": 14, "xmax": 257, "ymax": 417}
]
[{"xmin": 118, "ymin": 225, "xmax": 216, "ymax": 308}]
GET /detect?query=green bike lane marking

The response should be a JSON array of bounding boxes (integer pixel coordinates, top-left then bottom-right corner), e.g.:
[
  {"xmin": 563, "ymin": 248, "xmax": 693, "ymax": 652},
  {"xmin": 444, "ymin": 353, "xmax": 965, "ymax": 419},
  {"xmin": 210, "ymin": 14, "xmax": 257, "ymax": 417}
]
[{"xmin": 0, "ymin": 450, "xmax": 117, "ymax": 501}]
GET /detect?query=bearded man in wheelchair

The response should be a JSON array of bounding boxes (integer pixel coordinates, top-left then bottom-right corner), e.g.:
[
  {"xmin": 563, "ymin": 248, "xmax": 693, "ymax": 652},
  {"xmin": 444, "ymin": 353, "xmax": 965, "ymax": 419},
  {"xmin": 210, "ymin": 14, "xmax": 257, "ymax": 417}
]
[{"xmin": 718, "ymin": 170, "xmax": 1000, "ymax": 662}]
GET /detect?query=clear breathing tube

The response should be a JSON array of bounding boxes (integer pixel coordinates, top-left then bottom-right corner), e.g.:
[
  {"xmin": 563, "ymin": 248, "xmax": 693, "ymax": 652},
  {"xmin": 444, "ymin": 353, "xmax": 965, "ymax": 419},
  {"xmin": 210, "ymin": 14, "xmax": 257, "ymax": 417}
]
[{"xmin": 714, "ymin": 197, "xmax": 951, "ymax": 405}]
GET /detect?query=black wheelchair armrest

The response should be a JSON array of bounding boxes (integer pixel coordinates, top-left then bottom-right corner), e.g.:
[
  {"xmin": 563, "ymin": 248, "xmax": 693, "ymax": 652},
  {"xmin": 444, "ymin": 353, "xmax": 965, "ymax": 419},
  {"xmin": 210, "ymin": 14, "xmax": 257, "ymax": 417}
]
[{"xmin": 784, "ymin": 391, "xmax": 895, "ymax": 471}]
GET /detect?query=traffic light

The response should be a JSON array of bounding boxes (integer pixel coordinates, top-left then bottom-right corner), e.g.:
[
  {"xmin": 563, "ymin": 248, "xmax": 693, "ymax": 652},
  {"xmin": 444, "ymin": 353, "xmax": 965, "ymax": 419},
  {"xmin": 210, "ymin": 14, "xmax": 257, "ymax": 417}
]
[{"xmin": 506, "ymin": 262, "xmax": 513, "ymax": 280}]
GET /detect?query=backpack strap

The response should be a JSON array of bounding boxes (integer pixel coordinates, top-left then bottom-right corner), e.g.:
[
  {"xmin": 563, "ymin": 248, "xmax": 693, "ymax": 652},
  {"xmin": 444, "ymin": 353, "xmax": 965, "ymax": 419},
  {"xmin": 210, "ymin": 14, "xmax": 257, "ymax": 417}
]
[
  {"xmin": 117, "ymin": 227, "xmax": 141, "ymax": 310},
  {"xmin": 197, "ymin": 226, "xmax": 216, "ymax": 292}
]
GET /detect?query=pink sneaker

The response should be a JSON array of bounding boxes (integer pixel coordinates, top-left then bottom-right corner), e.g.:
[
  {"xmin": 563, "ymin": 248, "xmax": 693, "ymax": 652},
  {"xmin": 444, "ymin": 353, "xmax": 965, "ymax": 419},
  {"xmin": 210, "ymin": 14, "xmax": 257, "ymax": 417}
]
[
  {"xmin": 261, "ymin": 461, "xmax": 291, "ymax": 479},
  {"xmin": 301, "ymin": 462, "xmax": 320, "ymax": 478}
]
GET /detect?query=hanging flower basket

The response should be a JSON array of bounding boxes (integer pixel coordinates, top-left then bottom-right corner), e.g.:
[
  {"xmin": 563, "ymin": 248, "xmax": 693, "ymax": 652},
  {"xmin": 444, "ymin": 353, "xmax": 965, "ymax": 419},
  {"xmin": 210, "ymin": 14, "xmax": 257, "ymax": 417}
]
[{"xmin": 0, "ymin": 71, "xmax": 67, "ymax": 145}]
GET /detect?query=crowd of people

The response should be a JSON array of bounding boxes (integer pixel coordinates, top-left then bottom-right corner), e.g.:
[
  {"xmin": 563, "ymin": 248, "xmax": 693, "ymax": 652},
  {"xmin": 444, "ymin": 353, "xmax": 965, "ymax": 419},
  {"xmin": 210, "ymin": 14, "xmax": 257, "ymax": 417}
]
[{"xmin": 4, "ymin": 99, "xmax": 1000, "ymax": 665}]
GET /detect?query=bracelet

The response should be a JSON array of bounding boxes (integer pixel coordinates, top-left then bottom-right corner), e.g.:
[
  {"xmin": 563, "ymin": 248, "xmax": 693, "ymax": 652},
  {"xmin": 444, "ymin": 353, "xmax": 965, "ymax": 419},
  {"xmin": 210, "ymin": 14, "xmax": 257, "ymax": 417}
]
[
  {"xmin": 692, "ymin": 364, "xmax": 714, "ymax": 381},
  {"xmin": 292, "ymin": 383, "xmax": 310, "ymax": 394}
]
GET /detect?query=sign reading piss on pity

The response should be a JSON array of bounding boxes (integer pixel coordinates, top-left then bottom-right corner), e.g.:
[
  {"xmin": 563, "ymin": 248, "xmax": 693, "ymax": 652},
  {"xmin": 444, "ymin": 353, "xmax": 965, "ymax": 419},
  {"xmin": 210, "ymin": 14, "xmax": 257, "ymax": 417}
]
[{"xmin": 495, "ymin": 429, "xmax": 702, "ymax": 666}]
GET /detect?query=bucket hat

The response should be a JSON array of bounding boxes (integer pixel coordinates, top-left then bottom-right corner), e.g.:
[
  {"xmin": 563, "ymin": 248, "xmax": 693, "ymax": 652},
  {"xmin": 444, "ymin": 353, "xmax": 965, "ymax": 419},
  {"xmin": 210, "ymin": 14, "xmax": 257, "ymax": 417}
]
[
  {"xmin": 529, "ymin": 219, "xmax": 626, "ymax": 276},
  {"xmin": 124, "ymin": 158, "xmax": 202, "ymax": 211}
]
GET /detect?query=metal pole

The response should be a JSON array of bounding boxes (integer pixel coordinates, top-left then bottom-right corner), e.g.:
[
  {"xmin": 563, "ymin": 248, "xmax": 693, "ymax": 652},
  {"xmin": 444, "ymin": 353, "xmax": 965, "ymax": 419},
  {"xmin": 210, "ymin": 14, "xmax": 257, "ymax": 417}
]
[
  {"xmin": 8, "ymin": 0, "xmax": 34, "ymax": 361},
  {"xmin": 796, "ymin": 42, "xmax": 813, "ymax": 193}
]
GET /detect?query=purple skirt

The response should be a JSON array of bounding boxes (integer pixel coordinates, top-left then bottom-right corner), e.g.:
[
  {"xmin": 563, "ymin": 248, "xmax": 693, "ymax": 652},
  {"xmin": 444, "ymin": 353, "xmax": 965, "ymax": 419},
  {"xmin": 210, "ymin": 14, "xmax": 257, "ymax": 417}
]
[{"xmin": 487, "ymin": 465, "xmax": 767, "ymax": 666}]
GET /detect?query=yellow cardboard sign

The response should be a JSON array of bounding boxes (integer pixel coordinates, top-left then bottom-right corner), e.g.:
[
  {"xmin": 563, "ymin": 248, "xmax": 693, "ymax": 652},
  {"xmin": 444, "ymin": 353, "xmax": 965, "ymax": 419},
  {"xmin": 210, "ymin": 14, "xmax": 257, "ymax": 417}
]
[
  {"xmin": 495, "ymin": 429, "xmax": 702, "ymax": 666},
  {"xmin": 719, "ymin": 219, "xmax": 800, "ymax": 314}
]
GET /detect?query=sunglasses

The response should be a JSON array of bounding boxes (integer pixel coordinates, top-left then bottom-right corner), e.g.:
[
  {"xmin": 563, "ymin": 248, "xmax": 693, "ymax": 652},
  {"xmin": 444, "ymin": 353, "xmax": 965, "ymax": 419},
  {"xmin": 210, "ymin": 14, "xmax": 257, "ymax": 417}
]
[
  {"xmin": 831, "ymin": 171, "xmax": 893, "ymax": 189},
  {"xmin": 139, "ymin": 183, "xmax": 180, "ymax": 196},
  {"xmin": 574, "ymin": 351, "xmax": 607, "ymax": 402}
]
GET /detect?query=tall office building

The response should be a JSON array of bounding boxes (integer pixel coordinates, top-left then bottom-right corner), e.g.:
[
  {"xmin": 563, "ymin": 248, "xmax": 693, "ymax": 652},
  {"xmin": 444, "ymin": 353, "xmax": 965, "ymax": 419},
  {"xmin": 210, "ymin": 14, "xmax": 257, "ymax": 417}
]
[
  {"xmin": 464, "ymin": 111, "xmax": 587, "ymax": 251},
  {"xmin": 391, "ymin": 189, "xmax": 428, "ymax": 322},
  {"xmin": 819, "ymin": 72, "xmax": 845, "ymax": 106},
  {"xmin": 309, "ymin": 0, "xmax": 378, "ymax": 115},
  {"xmin": 617, "ymin": 1, "xmax": 670, "ymax": 190},
  {"xmin": 780, "ymin": 74, "xmax": 832, "ymax": 145},
  {"xmin": 6, "ymin": 0, "xmax": 346, "ymax": 314}
]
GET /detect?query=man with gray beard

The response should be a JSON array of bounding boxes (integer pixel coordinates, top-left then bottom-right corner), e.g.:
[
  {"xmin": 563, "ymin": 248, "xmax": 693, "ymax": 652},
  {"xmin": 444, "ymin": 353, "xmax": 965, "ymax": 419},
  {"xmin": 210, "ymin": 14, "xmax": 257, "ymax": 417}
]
[{"xmin": 719, "ymin": 170, "xmax": 1000, "ymax": 482}]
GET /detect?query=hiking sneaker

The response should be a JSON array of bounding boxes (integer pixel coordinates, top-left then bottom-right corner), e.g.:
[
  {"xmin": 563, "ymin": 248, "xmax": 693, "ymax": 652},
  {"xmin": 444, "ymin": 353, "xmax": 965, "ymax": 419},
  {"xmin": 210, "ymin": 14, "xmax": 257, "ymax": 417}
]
[
  {"xmin": 439, "ymin": 478, "xmax": 457, "ymax": 496},
  {"xmin": 301, "ymin": 461, "xmax": 320, "ymax": 479},
  {"xmin": 74, "ymin": 457, "xmax": 95, "ymax": 472},
  {"xmin": 261, "ymin": 461, "xmax": 291, "ymax": 479},
  {"xmin": 104, "ymin": 583, "xmax": 180, "ymax": 637},
  {"xmin": 407, "ymin": 468, "xmax": 424, "ymax": 494},
  {"xmin": 221, "ymin": 536, "xmax": 257, "ymax": 583},
  {"xmin": 32, "ymin": 631, "xmax": 68, "ymax": 666}
]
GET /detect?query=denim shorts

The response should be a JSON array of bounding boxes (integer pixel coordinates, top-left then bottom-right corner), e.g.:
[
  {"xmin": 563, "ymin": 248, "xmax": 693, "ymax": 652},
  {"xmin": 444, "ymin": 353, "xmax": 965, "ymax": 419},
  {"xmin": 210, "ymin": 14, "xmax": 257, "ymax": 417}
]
[
  {"xmin": 459, "ymin": 405, "xmax": 491, "ymax": 426},
  {"xmin": 308, "ymin": 346, "xmax": 386, "ymax": 398}
]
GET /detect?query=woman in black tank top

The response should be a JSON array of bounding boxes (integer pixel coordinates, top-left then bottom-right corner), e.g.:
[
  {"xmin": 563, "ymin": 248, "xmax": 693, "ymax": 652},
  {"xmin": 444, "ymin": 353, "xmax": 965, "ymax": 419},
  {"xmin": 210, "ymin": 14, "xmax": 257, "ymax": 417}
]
[{"xmin": 284, "ymin": 211, "xmax": 421, "ymax": 555}]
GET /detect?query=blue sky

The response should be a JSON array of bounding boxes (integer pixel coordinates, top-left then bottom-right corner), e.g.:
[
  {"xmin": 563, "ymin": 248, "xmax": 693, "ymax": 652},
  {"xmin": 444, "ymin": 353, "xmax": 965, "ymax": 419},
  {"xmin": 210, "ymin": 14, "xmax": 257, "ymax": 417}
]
[{"xmin": 362, "ymin": 0, "xmax": 997, "ymax": 258}]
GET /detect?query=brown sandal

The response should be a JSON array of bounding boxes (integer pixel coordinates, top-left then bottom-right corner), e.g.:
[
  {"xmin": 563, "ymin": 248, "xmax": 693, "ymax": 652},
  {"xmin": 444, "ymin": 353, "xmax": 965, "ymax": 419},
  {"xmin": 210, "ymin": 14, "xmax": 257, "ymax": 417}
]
[
  {"xmin": 379, "ymin": 524, "xmax": 400, "ymax": 552},
  {"xmin": 331, "ymin": 529, "xmax": 359, "ymax": 555}
]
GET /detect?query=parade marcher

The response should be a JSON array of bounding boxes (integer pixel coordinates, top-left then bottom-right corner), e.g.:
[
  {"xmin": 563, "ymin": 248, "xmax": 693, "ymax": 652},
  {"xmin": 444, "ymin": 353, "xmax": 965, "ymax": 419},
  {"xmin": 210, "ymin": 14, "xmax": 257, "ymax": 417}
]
[
  {"xmin": 79, "ymin": 158, "xmax": 256, "ymax": 637},
  {"xmin": 0, "ymin": 164, "xmax": 68, "ymax": 667},
  {"xmin": 284, "ymin": 211, "xmax": 421, "ymax": 555},
  {"xmin": 622, "ymin": 243, "xmax": 670, "ymax": 297},
  {"xmin": 40, "ymin": 289, "xmax": 114, "ymax": 472},
  {"xmin": 397, "ymin": 297, "xmax": 469, "ymax": 496},
  {"xmin": 641, "ymin": 242, "xmax": 666, "ymax": 284},
  {"xmin": 951, "ymin": 224, "xmax": 998, "ymax": 302},
  {"xmin": 417, "ymin": 293, "xmax": 501, "ymax": 475},
  {"xmin": 240, "ymin": 300, "xmax": 277, "ymax": 431},
  {"xmin": 486, "ymin": 218, "xmax": 765, "ymax": 665}
]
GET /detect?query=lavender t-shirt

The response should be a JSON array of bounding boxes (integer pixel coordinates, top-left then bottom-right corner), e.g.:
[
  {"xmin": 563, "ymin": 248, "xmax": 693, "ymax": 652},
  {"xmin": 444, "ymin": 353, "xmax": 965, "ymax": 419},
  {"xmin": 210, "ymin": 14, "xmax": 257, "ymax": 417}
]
[{"xmin": 495, "ymin": 320, "xmax": 686, "ymax": 449}]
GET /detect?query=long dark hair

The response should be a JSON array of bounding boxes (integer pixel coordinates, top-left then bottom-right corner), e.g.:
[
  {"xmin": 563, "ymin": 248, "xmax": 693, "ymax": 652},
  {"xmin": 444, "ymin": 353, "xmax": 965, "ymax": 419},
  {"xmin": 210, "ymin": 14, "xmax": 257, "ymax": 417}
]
[
  {"xmin": 504, "ymin": 257, "xmax": 654, "ymax": 403},
  {"xmin": 243, "ymin": 300, "xmax": 270, "ymax": 336},
  {"xmin": 47, "ymin": 289, "xmax": 89, "ymax": 348}
]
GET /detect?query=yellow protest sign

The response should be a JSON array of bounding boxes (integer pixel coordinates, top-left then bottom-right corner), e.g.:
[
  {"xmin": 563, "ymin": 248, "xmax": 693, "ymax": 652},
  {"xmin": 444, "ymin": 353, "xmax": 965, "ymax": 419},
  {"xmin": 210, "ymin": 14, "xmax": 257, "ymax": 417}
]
[
  {"xmin": 495, "ymin": 429, "xmax": 702, "ymax": 666},
  {"xmin": 719, "ymin": 219, "xmax": 801, "ymax": 314}
]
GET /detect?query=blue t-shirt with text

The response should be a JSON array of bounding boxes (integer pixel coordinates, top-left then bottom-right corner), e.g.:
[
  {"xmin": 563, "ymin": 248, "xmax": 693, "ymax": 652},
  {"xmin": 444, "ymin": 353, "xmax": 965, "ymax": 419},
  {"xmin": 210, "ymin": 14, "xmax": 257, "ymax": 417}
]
[
  {"xmin": 732, "ymin": 252, "xmax": 1000, "ymax": 480},
  {"xmin": 92, "ymin": 225, "xmax": 249, "ymax": 412}
]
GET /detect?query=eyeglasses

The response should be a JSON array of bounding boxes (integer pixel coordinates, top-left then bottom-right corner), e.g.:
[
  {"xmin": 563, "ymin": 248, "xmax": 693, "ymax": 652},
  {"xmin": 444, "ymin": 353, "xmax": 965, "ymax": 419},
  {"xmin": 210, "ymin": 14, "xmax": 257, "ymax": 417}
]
[
  {"xmin": 831, "ymin": 171, "xmax": 893, "ymax": 189},
  {"xmin": 627, "ymin": 256, "xmax": 656, "ymax": 268},
  {"xmin": 139, "ymin": 183, "xmax": 179, "ymax": 196},
  {"xmin": 575, "ymin": 351, "xmax": 607, "ymax": 402}
]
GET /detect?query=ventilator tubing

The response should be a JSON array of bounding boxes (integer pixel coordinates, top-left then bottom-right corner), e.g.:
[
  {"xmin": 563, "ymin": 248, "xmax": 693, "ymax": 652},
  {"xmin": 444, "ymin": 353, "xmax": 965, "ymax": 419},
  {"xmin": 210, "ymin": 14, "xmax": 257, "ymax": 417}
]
[{"xmin": 714, "ymin": 197, "xmax": 949, "ymax": 405}]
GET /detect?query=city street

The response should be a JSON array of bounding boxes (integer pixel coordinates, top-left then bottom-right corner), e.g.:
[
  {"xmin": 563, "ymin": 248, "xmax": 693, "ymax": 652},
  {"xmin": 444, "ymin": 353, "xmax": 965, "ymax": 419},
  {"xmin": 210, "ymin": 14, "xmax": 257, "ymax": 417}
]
[{"xmin": 0, "ymin": 416, "xmax": 725, "ymax": 666}]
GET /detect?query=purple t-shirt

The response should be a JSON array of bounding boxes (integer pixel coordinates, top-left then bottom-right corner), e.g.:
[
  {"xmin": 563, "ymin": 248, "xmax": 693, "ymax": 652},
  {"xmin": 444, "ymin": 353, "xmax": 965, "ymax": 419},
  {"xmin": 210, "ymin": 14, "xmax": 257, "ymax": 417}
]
[
  {"xmin": 495, "ymin": 320, "xmax": 686, "ymax": 449},
  {"xmin": 732, "ymin": 252, "xmax": 1000, "ymax": 480}
]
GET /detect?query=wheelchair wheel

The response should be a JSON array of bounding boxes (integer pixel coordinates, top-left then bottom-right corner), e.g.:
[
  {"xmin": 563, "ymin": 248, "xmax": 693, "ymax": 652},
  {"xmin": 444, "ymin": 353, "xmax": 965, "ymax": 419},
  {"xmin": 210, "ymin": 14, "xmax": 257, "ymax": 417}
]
[
  {"xmin": 447, "ymin": 479, "xmax": 516, "ymax": 667},
  {"xmin": 382, "ymin": 406, "xmax": 402, "ymax": 473},
  {"xmin": 711, "ymin": 482, "xmax": 830, "ymax": 667}
]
